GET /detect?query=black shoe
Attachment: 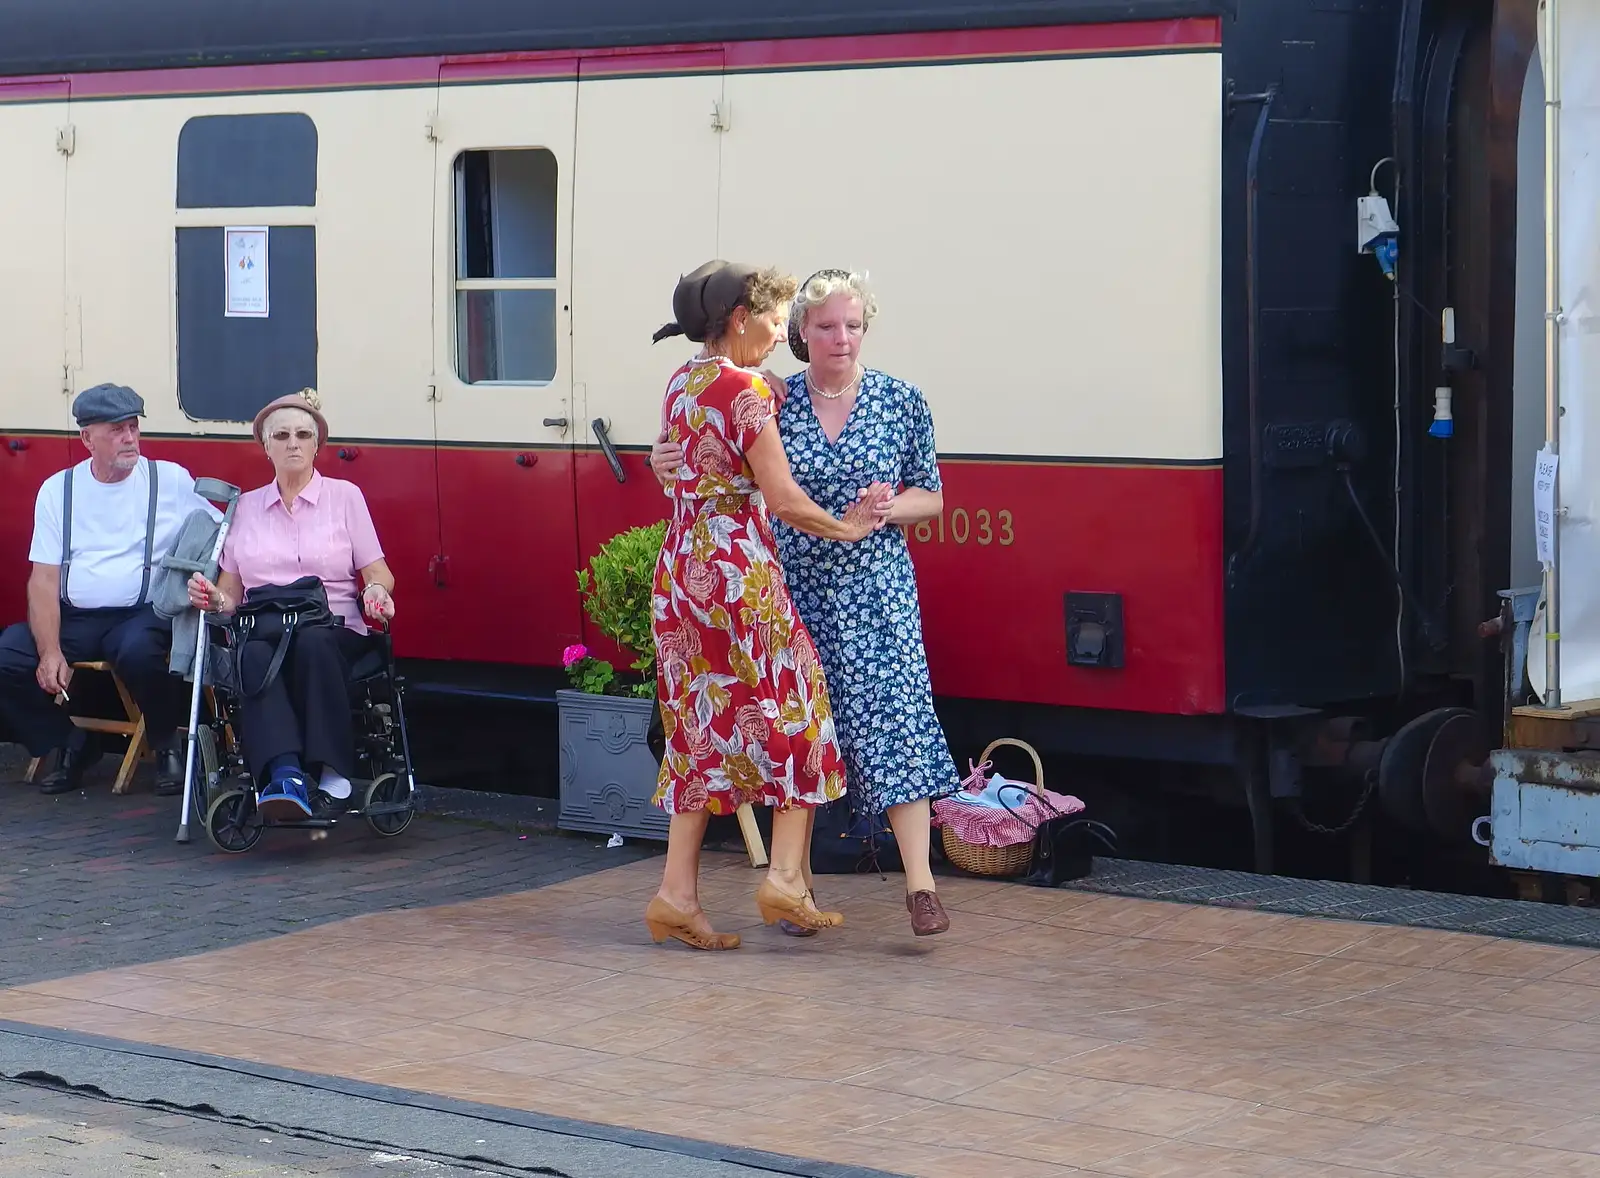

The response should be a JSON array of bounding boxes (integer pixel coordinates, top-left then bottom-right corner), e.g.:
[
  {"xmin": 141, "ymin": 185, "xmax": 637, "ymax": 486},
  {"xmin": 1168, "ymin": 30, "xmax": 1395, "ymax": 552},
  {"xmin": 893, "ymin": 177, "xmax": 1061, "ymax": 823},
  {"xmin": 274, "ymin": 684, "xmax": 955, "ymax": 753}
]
[
  {"xmin": 311, "ymin": 788, "xmax": 351, "ymax": 820},
  {"xmin": 153, "ymin": 747, "xmax": 184, "ymax": 797},
  {"xmin": 38, "ymin": 738, "xmax": 102, "ymax": 795}
]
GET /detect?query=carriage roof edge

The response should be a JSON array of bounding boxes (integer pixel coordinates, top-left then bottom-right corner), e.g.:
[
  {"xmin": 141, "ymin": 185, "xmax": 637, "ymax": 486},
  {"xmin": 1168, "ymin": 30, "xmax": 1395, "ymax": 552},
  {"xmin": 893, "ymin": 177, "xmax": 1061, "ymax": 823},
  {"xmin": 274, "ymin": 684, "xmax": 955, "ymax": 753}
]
[{"xmin": 0, "ymin": 0, "xmax": 1231, "ymax": 79}]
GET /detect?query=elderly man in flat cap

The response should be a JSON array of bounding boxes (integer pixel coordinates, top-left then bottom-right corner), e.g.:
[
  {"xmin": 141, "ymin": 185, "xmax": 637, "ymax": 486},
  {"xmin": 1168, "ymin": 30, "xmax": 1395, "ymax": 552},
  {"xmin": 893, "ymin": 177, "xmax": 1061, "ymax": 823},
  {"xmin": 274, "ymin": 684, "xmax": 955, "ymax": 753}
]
[{"xmin": 0, "ymin": 384, "xmax": 216, "ymax": 795}]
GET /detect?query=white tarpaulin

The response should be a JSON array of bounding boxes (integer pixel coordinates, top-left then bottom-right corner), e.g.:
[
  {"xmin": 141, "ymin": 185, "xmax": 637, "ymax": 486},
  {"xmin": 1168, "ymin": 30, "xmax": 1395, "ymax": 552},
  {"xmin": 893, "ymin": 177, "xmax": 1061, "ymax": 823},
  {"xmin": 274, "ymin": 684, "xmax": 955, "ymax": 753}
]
[{"xmin": 1529, "ymin": 1, "xmax": 1600, "ymax": 702}]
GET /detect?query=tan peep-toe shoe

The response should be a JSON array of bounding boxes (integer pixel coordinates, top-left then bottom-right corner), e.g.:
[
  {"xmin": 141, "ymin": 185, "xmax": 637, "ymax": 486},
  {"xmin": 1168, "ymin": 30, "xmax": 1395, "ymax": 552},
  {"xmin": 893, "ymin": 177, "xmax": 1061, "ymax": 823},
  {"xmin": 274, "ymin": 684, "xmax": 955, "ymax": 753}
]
[
  {"xmin": 644, "ymin": 897, "xmax": 741, "ymax": 951},
  {"xmin": 779, "ymin": 890, "xmax": 843, "ymax": 937},
  {"xmin": 756, "ymin": 880, "xmax": 837, "ymax": 931}
]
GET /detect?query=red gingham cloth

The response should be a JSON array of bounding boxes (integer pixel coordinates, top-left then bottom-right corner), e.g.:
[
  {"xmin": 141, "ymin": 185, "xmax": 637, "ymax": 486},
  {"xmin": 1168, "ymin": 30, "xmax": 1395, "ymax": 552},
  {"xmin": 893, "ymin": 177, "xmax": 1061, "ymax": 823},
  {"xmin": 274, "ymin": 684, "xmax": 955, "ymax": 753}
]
[{"xmin": 932, "ymin": 760, "xmax": 1085, "ymax": 849}]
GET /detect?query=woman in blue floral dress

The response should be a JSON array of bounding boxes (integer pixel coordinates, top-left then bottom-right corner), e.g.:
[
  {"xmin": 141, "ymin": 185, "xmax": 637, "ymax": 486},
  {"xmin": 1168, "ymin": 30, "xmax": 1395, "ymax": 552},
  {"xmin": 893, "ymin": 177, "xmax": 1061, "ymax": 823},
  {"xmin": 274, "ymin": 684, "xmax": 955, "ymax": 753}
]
[{"xmin": 653, "ymin": 269, "xmax": 959, "ymax": 936}]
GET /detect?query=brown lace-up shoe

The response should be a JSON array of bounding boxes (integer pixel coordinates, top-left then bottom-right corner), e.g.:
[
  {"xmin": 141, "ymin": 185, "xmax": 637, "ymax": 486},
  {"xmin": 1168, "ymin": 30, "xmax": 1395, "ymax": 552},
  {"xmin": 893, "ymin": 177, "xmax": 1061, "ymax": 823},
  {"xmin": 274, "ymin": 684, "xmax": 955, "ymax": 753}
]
[{"xmin": 906, "ymin": 890, "xmax": 950, "ymax": 936}]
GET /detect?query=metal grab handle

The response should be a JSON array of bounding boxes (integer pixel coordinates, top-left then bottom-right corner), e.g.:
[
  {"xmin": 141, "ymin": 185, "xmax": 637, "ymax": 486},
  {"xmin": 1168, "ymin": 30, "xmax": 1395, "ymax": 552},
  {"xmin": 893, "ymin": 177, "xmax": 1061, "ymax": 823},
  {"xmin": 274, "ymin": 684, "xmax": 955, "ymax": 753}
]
[{"xmin": 592, "ymin": 418, "xmax": 626, "ymax": 484}]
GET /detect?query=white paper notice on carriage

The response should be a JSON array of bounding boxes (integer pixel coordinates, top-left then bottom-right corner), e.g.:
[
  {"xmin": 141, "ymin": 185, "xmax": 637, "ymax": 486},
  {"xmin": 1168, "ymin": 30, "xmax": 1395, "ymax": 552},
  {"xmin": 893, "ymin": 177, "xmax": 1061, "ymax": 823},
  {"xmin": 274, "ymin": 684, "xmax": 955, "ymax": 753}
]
[
  {"xmin": 1535, "ymin": 446, "xmax": 1559, "ymax": 567},
  {"xmin": 224, "ymin": 226, "xmax": 269, "ymax": 318}
]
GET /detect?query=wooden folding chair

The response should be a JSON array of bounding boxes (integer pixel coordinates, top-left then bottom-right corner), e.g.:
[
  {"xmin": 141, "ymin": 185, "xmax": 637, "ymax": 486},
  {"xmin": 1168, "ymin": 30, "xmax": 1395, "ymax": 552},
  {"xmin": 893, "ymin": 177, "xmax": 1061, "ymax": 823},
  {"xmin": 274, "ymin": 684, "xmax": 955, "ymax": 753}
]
[
  {"xmin": 24, "ymin": 661, "xmax": 152, "ymax": 795},
  {"xmin": 737, "ymin": 801, "xmax": 768, "ymax": 867}
]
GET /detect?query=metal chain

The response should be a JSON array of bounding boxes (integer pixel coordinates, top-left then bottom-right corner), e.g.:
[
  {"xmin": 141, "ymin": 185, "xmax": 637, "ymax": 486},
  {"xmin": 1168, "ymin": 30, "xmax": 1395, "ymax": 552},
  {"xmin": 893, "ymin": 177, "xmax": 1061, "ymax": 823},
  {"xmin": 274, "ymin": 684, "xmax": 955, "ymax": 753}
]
[{"xmin": 1288, "ymin": 768, "xmax": 1379, "ymax": 837}]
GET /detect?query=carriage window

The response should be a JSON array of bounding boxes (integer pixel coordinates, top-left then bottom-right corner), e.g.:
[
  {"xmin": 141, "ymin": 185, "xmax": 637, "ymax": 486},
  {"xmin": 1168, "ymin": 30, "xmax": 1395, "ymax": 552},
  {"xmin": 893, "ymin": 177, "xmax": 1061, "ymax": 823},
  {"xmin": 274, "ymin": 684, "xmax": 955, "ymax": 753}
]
[
  {"xmin": 177, "ymin": 113, "xmax": 318, "ymax": 208},
  {"xmin": 453, "ymin": 149, "xmax": 558, "ymax": 385}
]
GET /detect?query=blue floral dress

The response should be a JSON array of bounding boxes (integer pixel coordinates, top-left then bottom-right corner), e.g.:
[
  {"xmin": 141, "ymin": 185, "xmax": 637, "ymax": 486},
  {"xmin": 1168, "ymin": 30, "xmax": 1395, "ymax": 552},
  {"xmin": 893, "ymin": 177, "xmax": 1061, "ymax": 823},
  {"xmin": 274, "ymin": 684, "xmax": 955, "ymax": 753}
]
[{"xmin": 770, "ymin": 369, "xmax": 961, "ymax": 813}]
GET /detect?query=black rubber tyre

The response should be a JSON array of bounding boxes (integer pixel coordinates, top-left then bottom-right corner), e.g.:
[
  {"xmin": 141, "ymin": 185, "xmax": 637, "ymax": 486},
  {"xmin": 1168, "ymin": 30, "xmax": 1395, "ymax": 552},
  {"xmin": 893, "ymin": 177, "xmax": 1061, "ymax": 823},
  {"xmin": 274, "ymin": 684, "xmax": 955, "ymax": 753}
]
[
  {"xmin": 363, "ymin": 772, "xmax": 415, "ymax": 838},
  {"xmin": 205, "ymin": 788, "xmax": 264, "ymax": 854},
  {"xmin": 189, "ymin": 724, "xmax": 220, "ymax": 827}
]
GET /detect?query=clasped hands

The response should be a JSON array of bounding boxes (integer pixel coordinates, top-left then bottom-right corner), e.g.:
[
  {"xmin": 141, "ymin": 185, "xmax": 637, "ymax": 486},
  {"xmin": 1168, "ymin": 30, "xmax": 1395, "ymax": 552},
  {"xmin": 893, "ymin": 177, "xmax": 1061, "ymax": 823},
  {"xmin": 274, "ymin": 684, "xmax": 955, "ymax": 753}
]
[
  {"xmin": 649, "ymin": 434, "xmax": 898, "ymax": 535},
  {"xmin": 650, "ymin": 367, "xmax": 898, "ymax": 537},
  {"xmin": 184, "ymin": 573, "xmax": 396, "ymax": 622}
]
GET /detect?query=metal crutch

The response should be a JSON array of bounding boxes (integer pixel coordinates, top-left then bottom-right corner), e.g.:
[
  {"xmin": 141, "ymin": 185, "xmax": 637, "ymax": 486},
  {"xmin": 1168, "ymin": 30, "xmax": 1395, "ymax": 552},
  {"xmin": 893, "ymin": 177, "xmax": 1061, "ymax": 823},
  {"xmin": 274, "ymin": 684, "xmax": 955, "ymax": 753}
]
[{"xmin": 176, "ymin": 478, "xmax": 241, "ymax": 844}]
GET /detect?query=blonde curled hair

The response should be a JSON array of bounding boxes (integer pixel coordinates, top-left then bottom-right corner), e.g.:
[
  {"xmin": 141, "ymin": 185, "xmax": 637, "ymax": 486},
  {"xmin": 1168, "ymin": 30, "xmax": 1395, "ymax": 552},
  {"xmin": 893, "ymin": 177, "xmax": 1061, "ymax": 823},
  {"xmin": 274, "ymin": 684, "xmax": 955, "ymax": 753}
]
[{"xmin": 787, "ymin": 269, "xmax": 877, "ymax": 362}]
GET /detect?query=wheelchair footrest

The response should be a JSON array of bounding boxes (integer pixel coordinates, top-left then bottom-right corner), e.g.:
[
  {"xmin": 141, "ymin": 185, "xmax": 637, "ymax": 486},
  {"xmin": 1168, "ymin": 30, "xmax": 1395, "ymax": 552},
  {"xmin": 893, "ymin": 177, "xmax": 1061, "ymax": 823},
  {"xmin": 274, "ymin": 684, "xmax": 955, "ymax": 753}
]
[{"xmin": 360, "ymin": 803, "xmax": 415, "ymax": 818}]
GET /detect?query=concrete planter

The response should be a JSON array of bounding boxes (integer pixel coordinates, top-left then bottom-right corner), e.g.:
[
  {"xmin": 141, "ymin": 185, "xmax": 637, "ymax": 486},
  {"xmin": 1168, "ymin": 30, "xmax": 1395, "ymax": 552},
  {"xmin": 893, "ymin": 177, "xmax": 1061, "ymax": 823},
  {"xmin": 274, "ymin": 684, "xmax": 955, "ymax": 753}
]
[{"xmin": 556, "ymin": 690, "xmax": 667, "ymax": 841}]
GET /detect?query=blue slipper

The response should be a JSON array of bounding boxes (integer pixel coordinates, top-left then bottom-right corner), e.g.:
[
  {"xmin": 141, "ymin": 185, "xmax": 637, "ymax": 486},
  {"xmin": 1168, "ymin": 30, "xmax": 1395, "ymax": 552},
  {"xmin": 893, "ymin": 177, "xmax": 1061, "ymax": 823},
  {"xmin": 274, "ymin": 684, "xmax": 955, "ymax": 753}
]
[{"xmin": 258, "ymin": 769, "xmax": 312, "ymax": 822}]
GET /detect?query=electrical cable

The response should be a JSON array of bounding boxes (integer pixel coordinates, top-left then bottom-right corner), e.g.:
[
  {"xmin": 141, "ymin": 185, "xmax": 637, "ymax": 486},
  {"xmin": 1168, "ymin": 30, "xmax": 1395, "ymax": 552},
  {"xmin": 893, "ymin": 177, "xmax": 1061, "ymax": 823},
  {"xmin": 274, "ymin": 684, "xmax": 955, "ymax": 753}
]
[
  {"xmin": 1369, "ymin": 154, "xmax": 1408, "ymax": 688},
  {"xmin": 1394, "ymin": 272, "xmax": 1405, "ymax": 689},
  {"xmin": 1340, "ymin": 467, "xmax": 1444, "ymax": 650}
]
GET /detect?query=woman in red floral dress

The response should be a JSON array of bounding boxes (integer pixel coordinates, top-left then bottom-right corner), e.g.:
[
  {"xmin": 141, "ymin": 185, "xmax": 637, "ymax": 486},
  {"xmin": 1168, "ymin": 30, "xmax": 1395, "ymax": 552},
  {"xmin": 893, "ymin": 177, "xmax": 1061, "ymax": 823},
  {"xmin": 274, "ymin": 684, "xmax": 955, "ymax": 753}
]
[{"xmin": 646, "ymin": 261, "xmax": 889, "ymax": 951}]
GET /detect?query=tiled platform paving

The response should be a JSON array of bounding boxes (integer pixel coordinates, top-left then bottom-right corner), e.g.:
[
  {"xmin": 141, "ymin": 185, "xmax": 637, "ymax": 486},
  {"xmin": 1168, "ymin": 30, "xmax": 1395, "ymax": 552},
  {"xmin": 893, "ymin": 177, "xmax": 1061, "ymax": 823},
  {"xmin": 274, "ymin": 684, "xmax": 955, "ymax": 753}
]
[{"xmin": 3, "ymin": 854, "xmax": 1600, "ymax": 1178}]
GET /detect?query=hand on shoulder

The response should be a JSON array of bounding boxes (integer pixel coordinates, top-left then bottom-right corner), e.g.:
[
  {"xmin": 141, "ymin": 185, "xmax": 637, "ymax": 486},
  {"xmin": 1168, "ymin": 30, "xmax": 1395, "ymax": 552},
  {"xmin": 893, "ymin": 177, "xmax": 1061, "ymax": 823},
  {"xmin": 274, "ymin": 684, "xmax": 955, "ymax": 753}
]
[{"xmin": 757, "ymin": 368, "xmax": 790, "ymax": 408}]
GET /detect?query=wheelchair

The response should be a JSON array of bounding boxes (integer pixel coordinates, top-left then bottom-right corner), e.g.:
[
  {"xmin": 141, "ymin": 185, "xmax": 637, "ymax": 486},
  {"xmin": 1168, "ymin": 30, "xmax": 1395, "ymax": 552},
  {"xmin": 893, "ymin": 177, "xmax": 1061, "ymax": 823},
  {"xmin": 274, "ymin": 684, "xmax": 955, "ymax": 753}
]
[{"xmin": 186, "ymin": 621, "xmax": 419, "ymax": 854}]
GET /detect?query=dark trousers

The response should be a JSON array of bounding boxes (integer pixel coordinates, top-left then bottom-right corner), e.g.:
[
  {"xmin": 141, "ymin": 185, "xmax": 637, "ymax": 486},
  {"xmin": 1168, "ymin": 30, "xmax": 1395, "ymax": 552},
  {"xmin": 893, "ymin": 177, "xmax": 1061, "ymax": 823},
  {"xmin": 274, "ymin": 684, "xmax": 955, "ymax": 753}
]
[
  {"xmin": 236, "ymin": 625, "xmax": 373, "ymax": 782},
  {"xmin": 0, "ymin": 604, "xmax": 184, "ymax": 757}
]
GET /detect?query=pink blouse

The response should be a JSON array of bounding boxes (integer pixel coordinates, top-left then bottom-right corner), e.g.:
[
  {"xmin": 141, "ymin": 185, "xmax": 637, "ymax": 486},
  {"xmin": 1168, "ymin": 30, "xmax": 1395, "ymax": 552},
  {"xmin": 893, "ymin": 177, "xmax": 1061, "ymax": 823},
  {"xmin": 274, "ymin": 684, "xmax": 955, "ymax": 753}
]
[{"xmin": 220, "ymin": 472, "xmax": 385, "ymax": 634}]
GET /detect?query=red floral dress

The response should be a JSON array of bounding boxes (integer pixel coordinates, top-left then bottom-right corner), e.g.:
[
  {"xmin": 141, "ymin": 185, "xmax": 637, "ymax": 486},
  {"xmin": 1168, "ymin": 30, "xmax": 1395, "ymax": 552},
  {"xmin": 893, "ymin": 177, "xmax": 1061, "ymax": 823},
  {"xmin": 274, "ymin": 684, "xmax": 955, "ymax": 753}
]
[{"xmin": 651, "ymin": 355, "xmax": 848, "ymax": 815}]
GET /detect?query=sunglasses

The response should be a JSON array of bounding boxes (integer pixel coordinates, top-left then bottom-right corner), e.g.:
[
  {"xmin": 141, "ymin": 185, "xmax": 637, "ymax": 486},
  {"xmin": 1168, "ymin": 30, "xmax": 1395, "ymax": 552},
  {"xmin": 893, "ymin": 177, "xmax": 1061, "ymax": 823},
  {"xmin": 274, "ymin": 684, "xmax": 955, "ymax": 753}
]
[{"xmin": 269, "ymin": 429, "xmax": 318, "ymax": 443}]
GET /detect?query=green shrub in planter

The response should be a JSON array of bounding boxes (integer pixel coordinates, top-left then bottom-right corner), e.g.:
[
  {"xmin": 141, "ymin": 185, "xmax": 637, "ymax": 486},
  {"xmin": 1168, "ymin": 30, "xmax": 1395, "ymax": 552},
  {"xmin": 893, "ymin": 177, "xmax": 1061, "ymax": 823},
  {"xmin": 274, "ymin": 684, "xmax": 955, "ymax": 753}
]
[
  {"xmin": 558, "ymin": 521, "xmax": 669, "ymax": 839},
  {"xmin": 567, "ymin": 521, "xmax": 667, "ymax": 699}
]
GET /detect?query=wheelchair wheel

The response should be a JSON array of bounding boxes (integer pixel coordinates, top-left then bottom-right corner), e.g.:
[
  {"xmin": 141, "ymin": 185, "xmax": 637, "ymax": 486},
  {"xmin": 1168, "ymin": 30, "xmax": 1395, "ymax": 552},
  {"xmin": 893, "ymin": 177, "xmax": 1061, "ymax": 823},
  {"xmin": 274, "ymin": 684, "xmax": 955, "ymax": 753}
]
[
  {"xmin": 189, "ymin": 725, "xmax": 220, "ymax": 827},
  {"xmin": 206, "ymin": 789, "xmax": 264, "ymax": 854},
  {"xmin": 363, "ymin": 772, "xmax": 415, "ymax": 839}
]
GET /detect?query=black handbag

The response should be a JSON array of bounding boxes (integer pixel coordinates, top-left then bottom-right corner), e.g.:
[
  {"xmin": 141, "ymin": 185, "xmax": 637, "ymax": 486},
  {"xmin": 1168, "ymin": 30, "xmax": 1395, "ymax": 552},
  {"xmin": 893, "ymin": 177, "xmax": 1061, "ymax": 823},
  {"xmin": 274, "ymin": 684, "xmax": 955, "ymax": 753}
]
[
  {"xmin": 998, "ymin": 786, "xmax": 1118, "ymax": 888},
  {"xmin": 231, "ymin": 576, "xmax": 340, "ymax": 697}
]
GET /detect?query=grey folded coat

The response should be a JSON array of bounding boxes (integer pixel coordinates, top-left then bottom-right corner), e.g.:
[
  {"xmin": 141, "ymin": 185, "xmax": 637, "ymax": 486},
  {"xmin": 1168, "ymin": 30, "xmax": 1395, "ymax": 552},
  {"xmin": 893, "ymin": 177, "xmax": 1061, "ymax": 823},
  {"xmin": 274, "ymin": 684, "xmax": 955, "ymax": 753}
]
[{"xmin": 152, "ymin": 508, "xmax": 227, "ymax": 682}]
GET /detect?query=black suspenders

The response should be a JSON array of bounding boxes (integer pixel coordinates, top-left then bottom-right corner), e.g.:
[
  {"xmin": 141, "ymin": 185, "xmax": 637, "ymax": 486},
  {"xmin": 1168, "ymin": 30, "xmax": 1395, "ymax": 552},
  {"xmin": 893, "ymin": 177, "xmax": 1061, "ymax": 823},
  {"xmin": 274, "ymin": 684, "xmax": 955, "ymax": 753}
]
[
  {"xmin": 58, "ymin": 468, "xmax": 72, "ymax": 605},
  {"xmin": 58, "ymin": 459, "xmax": 160, "ymax": 607},
  {"xmin": 140, "ymin": 461, "xmax": 159, "ymax": 601}
]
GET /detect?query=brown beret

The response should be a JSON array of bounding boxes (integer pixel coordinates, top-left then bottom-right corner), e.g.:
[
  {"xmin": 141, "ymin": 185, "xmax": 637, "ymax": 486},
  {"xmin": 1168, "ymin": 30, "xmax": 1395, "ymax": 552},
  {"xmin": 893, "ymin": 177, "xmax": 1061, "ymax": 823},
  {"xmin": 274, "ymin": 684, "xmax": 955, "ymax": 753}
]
[{"xmin": 252, "ymin": 389, "xmax": 329, "ymax": 446}]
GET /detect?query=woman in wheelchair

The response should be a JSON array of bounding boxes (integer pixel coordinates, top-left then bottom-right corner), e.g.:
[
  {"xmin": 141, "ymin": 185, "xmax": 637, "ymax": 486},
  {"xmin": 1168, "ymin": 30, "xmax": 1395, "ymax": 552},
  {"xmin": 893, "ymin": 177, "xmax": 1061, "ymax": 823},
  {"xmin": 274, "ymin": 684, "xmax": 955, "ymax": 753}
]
[{"xmin": 185, "ymin": 390, "xmax": 396, "ymax": 822}]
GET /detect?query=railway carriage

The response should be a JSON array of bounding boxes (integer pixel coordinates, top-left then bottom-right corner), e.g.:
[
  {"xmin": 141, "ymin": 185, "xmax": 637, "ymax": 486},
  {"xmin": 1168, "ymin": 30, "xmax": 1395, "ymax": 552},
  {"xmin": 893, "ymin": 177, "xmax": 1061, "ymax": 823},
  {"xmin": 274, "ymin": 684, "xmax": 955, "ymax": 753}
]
[{"xmin": 0, "ymin": 0, "xmax": 1548, "ymax": 875}]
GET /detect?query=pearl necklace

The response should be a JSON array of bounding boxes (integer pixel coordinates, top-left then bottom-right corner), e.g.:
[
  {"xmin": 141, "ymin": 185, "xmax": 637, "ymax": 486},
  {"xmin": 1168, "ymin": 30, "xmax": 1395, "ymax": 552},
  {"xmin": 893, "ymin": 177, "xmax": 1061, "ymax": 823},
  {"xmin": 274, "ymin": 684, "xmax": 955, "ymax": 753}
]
[{"xmin": 806, "ymin": 365, "xmax": 861, "ymax": 401}]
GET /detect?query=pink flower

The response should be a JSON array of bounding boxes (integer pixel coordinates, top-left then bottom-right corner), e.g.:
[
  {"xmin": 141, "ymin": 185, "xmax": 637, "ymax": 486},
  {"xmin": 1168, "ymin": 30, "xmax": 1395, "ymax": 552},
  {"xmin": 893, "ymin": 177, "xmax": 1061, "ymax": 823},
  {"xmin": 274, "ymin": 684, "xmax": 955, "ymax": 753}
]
[{"xmin": 562, "ymin": 643, "xmax": 589, "ymax": 669}]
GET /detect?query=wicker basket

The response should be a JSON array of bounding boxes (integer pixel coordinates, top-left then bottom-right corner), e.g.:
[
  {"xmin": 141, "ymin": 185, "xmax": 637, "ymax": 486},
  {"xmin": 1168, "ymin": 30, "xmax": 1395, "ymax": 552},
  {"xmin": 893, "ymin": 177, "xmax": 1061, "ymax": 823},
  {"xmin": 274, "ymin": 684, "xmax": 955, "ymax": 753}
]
[{"xmin": 940, "ymin": 738, "xmax": 1044, "ymax": 878}]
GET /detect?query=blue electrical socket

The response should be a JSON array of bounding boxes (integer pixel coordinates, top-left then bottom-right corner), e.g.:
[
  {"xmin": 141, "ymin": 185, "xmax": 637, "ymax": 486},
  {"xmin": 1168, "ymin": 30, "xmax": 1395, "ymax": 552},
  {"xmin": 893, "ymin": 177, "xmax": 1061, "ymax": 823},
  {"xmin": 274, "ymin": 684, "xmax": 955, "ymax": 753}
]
[{"xmin": 1374, "ymin": 235, "xmax": 1398, "ymax": 279}]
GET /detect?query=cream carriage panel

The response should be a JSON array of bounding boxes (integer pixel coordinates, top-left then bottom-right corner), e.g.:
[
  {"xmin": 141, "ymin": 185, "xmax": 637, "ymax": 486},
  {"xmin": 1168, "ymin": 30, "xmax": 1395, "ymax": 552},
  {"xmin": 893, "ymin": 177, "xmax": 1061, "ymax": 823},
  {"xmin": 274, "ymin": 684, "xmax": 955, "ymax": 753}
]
[
  {"xmin": 431, "ymin": 75, "xmax": 577, "ymax": 445},
  {"xmin": 718, "ymin": 51, "xmax": 1224, "ymax": 462},
  {"xmin": 571, "ymin": 61, "xmax": 724, "ymax": 448},
  {"xmin": 0, "ymin": 87, "xmax": 69, "ymax": 431},
  {"xmin": 59, "ymin": 87, "xmax": 437, "ymax": 441}
]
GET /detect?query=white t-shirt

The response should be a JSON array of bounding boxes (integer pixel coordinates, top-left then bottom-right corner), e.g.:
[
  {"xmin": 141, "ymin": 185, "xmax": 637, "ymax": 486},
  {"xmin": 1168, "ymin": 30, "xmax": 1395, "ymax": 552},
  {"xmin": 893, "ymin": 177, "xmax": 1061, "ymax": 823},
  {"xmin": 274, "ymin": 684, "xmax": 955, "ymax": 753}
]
[{"xmin": 29, "ymin": 457, "xmax": 218, "ymax": 609}]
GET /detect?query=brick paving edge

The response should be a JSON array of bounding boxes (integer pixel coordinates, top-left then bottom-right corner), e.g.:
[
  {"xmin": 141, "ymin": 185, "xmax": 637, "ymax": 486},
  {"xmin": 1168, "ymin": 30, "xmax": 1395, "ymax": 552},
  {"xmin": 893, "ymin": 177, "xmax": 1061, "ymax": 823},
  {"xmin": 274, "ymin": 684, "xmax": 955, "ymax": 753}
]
[
  {"xmin": 1064, "ymin": 857, "xmax": 1600, "ymax": 949},
  {"xmin": 0, "ymin": 1021, "xmax": 903, "ymax": 1178},
  {"xmin": 415, "ymin": 784, "xmax": 754, "ymax": 857},
  {"xmin": 414, "ymin": 783, "xmax": 564, "ymax": 833}
]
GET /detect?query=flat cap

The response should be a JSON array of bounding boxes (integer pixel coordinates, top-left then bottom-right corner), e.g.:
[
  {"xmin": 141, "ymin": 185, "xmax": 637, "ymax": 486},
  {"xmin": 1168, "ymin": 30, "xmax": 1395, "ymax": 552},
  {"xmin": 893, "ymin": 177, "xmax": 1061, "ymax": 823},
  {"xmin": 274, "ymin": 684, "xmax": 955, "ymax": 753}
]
[{"xmin": 72, "ymin": 383, "xmax": 145, "ymax": 427}]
